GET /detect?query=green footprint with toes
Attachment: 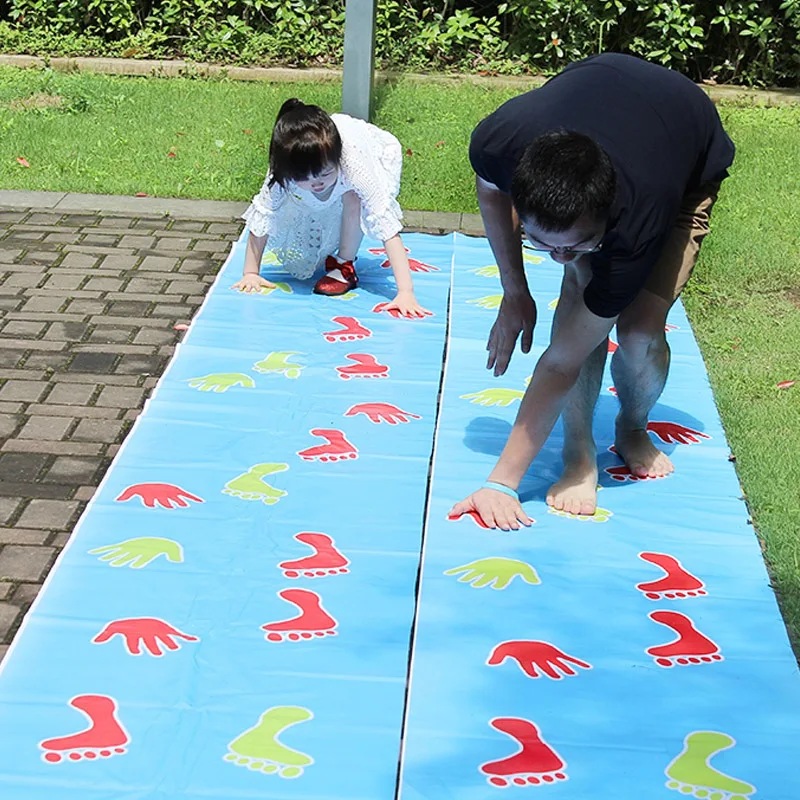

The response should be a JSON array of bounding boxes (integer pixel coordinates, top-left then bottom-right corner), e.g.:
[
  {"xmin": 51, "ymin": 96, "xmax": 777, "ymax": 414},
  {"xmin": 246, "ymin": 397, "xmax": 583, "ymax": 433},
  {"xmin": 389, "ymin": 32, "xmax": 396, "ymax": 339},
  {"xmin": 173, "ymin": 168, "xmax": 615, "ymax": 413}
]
[
  {"xmin": 223, "ymin": 463, "xmax": 288, "ymax": 504},
  {"xmin": 665, "ymin": 732, "xmax": 755, "ymax": 800},
  {"xmin": 253, "ymin": 351, "xmax": 305, "ymax": 379},
  {"xmin": 225, "ymin": 706, "xmax": 314, "ymax": 779}
]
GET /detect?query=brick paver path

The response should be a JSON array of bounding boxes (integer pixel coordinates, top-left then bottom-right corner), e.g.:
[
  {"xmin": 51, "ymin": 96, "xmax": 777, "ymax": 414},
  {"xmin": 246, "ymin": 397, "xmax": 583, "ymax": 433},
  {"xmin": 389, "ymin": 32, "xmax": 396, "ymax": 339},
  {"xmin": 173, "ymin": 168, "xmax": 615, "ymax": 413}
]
[{"xmin": 0, "ymin": 204, "xmax": 244, "ymax": 660}]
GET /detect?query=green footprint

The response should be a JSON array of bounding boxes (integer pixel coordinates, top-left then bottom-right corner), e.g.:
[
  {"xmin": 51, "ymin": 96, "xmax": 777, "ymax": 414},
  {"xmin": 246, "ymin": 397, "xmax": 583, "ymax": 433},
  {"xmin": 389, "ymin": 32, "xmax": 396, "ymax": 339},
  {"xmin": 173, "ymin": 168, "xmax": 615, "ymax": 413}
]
[
  {"xmin": 665, "ymin": 732, "xmax": 755, "ymax": 800},
  {"xmin": 224, "ymin": 706, "xmax": 314, "ymax": 779},
  {"xmin": 223, "ymin": 463, "xmax": 288, "ymax": 505},
  {"xmin": 547, "ymin": 505, "xmax": 614, "ymax": 523},
  {"xmin": 253, "ymin": 351, "xmax": 305, "ymax": 379}
]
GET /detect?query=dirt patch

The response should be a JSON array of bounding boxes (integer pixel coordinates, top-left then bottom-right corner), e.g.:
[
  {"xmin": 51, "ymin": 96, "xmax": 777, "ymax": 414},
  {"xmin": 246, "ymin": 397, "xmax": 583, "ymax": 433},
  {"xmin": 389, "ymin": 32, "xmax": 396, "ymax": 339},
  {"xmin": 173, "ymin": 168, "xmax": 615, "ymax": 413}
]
[
  {"xmin": 8, "ymin": 93, "xmax": 65, "ymax": 111},
  {"xmin": 786, "ymin": 288, "xmax": 800, "ymax": 309}
]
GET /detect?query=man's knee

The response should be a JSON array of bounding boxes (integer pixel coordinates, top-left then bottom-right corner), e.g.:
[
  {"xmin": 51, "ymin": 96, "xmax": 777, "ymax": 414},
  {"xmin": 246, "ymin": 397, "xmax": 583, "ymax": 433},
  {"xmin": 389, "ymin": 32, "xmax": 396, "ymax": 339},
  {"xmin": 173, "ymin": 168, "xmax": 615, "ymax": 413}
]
[{"xmin": 615, "ymin": 323, "xmax": 667, "ymax": 360}]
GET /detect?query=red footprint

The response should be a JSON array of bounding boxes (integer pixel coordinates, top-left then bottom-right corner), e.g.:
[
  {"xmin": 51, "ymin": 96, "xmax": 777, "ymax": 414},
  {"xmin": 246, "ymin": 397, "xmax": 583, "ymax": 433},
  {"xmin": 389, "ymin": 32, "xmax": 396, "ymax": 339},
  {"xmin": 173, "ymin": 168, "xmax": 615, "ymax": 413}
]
[
  {"xmin": 637, "ymin": 552, "xmax": 707, "ymax": 600},
  {"xmin": 608, "ymin": 338, "xmax": 619, "ymax": 353},
  {"xmin": 279, "ymin": 533, "xmax": 350, "ymax": 578},
  {"xmin": 447, "ymin": 509, "xmax": 490, "ymax": 529},
  {"xmin": 40, "ymin": 695, "xmax": 129, "ymax": 763},
  {"xmin": 336, "ymin": 353, "xmax": 389, "ymax": 380},
  {"xmin": 261, "ymin": 589, "xmax": 337, "ymax": 642},
  {"xmin": 646, "ymin": 610, "xmax": 723, "ymax": 668},
  {"xmin": 605, "ymin": 464, "xmax": 663, "ymax": 482},
  {"xmin": 480, "ymin": 718, "xmax": 567, "ymax": 787},
  {"xmin": 297, "ymin": 429, "xmax": 358, "ymax": 462},
  {"xmin": 322, "ymin": 316, "xmax": 372, "ymax": 342}
]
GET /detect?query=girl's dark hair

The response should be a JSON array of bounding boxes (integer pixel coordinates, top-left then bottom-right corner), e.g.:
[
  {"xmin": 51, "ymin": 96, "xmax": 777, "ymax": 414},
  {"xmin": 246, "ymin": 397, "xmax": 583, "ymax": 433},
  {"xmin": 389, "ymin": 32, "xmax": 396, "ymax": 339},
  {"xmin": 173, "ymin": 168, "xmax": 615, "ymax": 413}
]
[
  {"xmin": 511, "ymin": 130, "xmax": 616, "ymax": 231},
  {"xmin": 268, "ymin": 99, "xmax": 343, "ymax": 188}
]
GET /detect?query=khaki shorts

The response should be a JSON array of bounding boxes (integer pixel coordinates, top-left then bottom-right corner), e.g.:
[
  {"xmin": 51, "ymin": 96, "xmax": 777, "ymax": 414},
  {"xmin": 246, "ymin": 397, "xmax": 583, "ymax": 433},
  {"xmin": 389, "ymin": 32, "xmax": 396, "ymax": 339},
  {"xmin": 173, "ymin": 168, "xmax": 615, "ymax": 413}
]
[{"xmin": 643, "ymin": 181, "xmax": 721, "ymax": 303}]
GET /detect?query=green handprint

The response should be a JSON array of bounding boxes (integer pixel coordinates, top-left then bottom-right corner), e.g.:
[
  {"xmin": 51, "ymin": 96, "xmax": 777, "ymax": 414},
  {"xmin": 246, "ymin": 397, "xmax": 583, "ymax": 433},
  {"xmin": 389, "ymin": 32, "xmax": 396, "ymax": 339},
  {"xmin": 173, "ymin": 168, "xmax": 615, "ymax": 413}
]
[
  {"xmin": 187, "ymin": 373, "xmax": 255, "ymax": 393},
  {"xmin": 548, "ymin": 297, "xmax": 559, "ymax": 310},
  {"xmin": 471, "ymin": 264, "xmax": 500, "ymax": 277},
  {"xmin": 257, "ymin": 282, "xmax": 293, "ymax": 297},
  {"xmin": 253, "ymin": 351, "xmax": 305, "ymax": 379},
  {"xmin": 467, "ymin": 295, "xmax": 503, "ymax": 310},
  {"xmin": 89, "ymin": 537, "xmax": 184, "ymax": 569},
  {"xmin": 444, "ymin": 557, "xmax": 540, "ymax": 590},
  {"xmin": 460, "ymin": 388, "xmax": 524, "ymax": 407},
  {"xmin": 224, "ymin": 463, "xmax": 288, "ymax": 505},
  {"xmin": 547, "ymin": 506, "xmax": 614, "ymax": 523},
  {"xmin": 330, "ymin": 291, "xmax": 358, "ymax": 301},
  {"xmin": 522, "ymin": 249, "xmax": 546, "ymax": 265}
]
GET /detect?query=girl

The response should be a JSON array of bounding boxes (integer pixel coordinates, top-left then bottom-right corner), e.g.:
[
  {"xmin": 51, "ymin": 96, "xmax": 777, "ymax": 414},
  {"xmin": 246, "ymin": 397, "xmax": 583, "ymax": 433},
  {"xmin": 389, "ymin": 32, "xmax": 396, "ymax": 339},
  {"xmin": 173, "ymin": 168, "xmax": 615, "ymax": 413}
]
[{"xmin": 233, "ymin": 99, "xmax": 428, "ymax": 317}]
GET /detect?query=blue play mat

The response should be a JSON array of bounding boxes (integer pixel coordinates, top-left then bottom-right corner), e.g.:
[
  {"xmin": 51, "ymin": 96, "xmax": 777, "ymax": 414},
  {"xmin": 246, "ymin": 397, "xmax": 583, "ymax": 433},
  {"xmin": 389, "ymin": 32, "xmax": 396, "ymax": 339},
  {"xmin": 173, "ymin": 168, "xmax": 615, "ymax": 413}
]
[{"xmin": 0, "ymin": 232, "xmax": 798, "ymax": 800}]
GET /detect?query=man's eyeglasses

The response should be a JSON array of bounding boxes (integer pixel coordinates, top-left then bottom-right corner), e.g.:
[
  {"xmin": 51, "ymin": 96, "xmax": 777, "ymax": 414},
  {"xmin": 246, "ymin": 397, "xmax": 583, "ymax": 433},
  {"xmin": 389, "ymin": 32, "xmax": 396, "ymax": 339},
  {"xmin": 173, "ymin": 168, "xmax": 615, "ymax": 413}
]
[{"xmin": 524, "ymin": 242, "xmax": 602, "ymax": 255}]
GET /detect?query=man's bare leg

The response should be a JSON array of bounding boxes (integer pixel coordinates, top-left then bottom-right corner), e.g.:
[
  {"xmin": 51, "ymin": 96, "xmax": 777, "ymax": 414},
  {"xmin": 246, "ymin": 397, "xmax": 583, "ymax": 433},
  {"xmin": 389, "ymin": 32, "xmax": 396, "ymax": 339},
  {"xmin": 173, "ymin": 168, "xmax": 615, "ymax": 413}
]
[
  {"xmin": 546, "ymin": 260, "xmax": 608, "ymax": 515},
  {"xmin": 611, "ymin": 288, "xmax": 674, "ymax": 477}
]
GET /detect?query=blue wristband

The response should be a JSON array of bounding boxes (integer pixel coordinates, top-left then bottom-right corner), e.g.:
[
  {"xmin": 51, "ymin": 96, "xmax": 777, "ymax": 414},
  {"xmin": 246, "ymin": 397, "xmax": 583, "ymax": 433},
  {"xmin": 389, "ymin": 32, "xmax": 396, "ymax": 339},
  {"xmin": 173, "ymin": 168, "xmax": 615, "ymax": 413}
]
[{"xmin": 482, "ymin": 481, "xmax": 519, "ymax": 500}]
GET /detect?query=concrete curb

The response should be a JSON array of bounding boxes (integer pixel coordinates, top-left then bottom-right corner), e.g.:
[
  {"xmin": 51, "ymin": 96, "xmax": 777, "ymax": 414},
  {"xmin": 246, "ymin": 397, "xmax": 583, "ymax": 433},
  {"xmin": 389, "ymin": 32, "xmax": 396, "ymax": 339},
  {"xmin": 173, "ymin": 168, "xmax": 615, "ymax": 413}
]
[
  {"xmin": 1, "ymin": 54, "xmax": 799, "ymax": 106},
  {"xmin": 0, "ymin": 189, "xmax": 485, "ymax": 235}
]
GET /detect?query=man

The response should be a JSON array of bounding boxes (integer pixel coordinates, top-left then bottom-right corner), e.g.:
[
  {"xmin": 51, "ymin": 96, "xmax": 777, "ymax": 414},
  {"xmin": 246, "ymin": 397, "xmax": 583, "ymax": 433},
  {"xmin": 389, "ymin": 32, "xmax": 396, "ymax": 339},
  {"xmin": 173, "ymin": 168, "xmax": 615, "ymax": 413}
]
[{"xmin": 450, "ymin": 53, "xmax": 735, "ymax": 530}]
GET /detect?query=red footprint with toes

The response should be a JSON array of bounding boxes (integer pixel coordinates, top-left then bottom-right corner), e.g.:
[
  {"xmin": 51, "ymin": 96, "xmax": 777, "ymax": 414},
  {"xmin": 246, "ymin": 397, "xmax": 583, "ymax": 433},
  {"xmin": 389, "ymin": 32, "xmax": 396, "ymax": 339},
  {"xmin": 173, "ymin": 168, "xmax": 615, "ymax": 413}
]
[
  {"xmin": 261, "ymin": 589, "xmax": 337, "ymax": 642},
  {"xmin": 297, "ymin": 429, "xmax": 358, "ymax": 462},
  {"xmin": 646, "ymin": 610, "xmax": 723, "ymax": 667},
  {"xmin": 637, "ymin": 552, "xmax": 707, "ymax": 600},
  {"xmin": 480, "ymin": 718, "xmax": 567, "ymax": 787},
  {"xmin": 322, "ymin": 316, "xmax": 372, "ymax": 342},
  {"xmin": 448, "ymin": 509, "xmax": 490, "ymax": 529},
  {"xmin": 336, "ymin": 353, "xmax": 389, "ymax": 380},
  {"xmin": 279, "ymin": 533, "xmax": 350, "ymax": 578},
  {"xmin": 605, "ymin": 464, "xmax": 663, "ymax": 482},
  {"xmin": 40, "ymin": 695, "xmax": 129, "ymax": 763}
]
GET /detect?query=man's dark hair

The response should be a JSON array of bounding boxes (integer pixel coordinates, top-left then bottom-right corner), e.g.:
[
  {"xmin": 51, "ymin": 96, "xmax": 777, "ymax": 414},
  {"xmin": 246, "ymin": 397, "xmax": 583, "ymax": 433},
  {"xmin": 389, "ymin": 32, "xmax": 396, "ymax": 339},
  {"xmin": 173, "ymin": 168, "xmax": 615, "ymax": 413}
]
[
  {"xmin": 511, "ymin": 130, "xmax": 616, "ymax": 231},
  {"xmin": 269, "ymin": 99, "xmax": 343, "ymax": 189}
]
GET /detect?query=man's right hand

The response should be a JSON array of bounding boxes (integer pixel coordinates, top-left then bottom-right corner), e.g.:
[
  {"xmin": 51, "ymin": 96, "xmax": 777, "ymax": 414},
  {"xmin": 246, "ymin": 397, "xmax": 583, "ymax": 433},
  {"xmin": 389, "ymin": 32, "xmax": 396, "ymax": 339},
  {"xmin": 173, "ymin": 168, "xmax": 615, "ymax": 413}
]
[
  {"xmin": 232, "ymin": 273, "xmax": 277, "ymax": 293},
  {"xmin": 487, "ymin": 292, "xmax": 537, "ymax": 376}
]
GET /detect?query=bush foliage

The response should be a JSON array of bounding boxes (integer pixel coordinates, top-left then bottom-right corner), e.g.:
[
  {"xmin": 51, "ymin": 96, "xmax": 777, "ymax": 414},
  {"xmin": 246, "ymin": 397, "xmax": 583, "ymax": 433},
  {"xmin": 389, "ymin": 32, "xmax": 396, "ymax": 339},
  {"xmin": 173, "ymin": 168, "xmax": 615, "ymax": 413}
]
[{"xmin": 1, "ymin": 0, "xmax": 799, "ymax": 86}]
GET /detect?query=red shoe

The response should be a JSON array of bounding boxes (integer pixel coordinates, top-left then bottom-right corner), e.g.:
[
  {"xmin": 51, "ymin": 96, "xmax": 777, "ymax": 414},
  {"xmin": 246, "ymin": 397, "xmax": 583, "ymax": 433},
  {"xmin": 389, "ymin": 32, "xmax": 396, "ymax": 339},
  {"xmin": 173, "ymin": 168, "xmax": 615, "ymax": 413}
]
[{"xmin": 314, "ymin": 256, "xmax": 358, "ymax": 296}]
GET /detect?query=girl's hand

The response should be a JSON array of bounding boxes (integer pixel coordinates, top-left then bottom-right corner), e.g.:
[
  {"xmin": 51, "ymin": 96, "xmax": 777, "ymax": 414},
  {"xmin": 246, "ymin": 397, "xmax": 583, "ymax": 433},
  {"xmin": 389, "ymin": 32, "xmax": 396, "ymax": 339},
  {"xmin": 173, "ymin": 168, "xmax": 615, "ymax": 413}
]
[
  {"xmin": 385, "ymin": 291, "xmax": 432, "ymax": 319},
  {"xmin": 232, "ymin": 273, "xmax": 277, "ymax": 293},
  {"xmin": 450, "ymin": 488, "xmax": 534, "ymax": 531}
]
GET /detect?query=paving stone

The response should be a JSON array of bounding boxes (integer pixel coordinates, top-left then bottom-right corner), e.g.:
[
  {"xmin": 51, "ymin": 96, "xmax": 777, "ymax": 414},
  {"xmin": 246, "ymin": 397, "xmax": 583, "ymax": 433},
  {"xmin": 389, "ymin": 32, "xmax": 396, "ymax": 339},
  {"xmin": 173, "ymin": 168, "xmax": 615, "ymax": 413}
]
[
  {"xmin": 0, "ymin": 482, "xmax": 74, "ymax": 500},
  {"xmin": 44, "ymin": 321, "xmax": 91, "ymax": 341},
  {"xmin": 2, "ymin": 437, "xmax": 104, "ymax": 457},
  {"xmin": 1, "ymin": 272, "xmax": 46, "ymax": 289},
  {"xmin": 178, "ymin": 258, "xmax": 220, "ymax": 275},
  {"xmin": 0, "ymin": 604, "xmax": 20, "ymax": 641},
  {"xmin": 87, "ymin": 325, "xmax": 135, "ymax": 344},
  {"xmin": 190, "ymin": 239, "xmax": 232, "ymax": 254},
  {"xmin": 26, "ymin": 213, "xmax": 63, "ymax": 225},
  {"xmin": 155, "ymin": 237, "xmax": 193, "ymax": 251},
  {"xmin": 98, "ymin": 216, "xmax": 133, "ymax": 229},
  {"xmin": 95, "ymin": 385, "xmax": 146, "ymax": 408},
  {"xmin": 165, "ymin": 279, "xmax": 203, "ymax": 295},
  {"xmin": 151, "ymin": 303, "xmax": 191, "ymax": 317},
  {"xmin": 84, "ymin": 276, "xmax": 124, "ymax": 292},
  {"xmin": 45, "ymin": 273, "xmax": 85, "ymax": 291},
  {"xmin": 106, "ymin": 300, "xmax": 152, "ymax": 317},
  {"xmin": 0, "ymin": 545, "xmax": 56, "ymax": 581},
  {"xmin": 1, "ymin": 337, "xmax": 65, "ymax": 351},
  {"xmin": 207, "ymin": 222, "xmax": 243, "ymax": 235},
  {"xmin": 50, "ymin": 532, "xmax": 72, "ymax": 548},
  {"xmin": 0, "ymin": 582, "xmax": 12, "ymax": 600},
  {"xmin": 0, "ymin": 414, "xmax": 21, "ymax": 438},
  {"xmin": 118, "ymin": 235, "xmax": 156, "ymax": 249},
  {"xmin": 98, "ymin": 254, "xmax": 140, "ymax": 270},
  {"xmin": 44, "ymin": 232, "xmax": 80, "ymax": 244},
  {"xmin": 11, "ymin": 582, "xmax": 41, "ymax": 607},
  {"xmin": 59, "ymin": 251, "xmax": 100, "ymax": 269},
  {"xmin": 0, "ymin": 380, "xmax": 49, "ymax": 402},
  {"xmin": 114, "ymin": 354, "xmax": 165, "ymax": 375},
  {"xmin": 63, "ymin": 214, "xmax": 101, "ymax": 226},
  {"xmin": 133, "ymin": 217, "xmax": 171, "ymax": 230},
  {"xmin": 18, "ymin": 416, "xmax": 74, "ymax": 441},
  {"xmin": 170, "ymin": 220, "xmax": 206, "ymax": 232},
  {"xmin": 0, "ymin": 211, "xmax": 27, "ymax": 223},
  {"xmin": 16, "ymin": 499, "xmax": 79, "ymax": 530},
  {"xmin": 0, "ymin": 498, "xmax": 20, "ymax": 525},
  {"xmin": 0, "ymin": 453, "xmax": 50, "ymax": 482},
  {"xmin": 65, "ymin": 298, "xmax": 108, "ymax": 314},
  {"xmin": 80, "ymin": 234, "xmax": 119, "ymax": 247},
  {"xmin": 0, "ymin": 401, "xmax": 25, "ymax": 415},
  {"xmin": 1, "ymin": 319, "xmax": 46, "ymax": 337},
  {"xmin": 17, "ymin": 251, "xmax": 62, "ymax": 267},
  {"xmin": 28, "ymin": 403, "xmax": 117, "ymax": 419},
  {"xmin": 133, "ymin": 327, "xmax": 176, "ymax": 346},
  {"xmin": 139, "ymin": 255, "xmax": 179, "ymax": 272},
  {"xmin": 0, "ymin": 528, "xmax": 50, "ymax": 545},
  {"xmin": 0, "ymin": 245, "xmax": 24, "ymax": 260},
  {"xmin": 21, "ymin": 353, "xmax": 71, "ymax": 371},
  {"xmin": 71, "ymin": 418, "xmax": 126, "ymax": 443},
  {"xmin": 43, "ymin": 456, "xmax": 104, "ymax": 484},
  {"xmin": 0, "ymin": 298, "xmax": 24, "ymax": 312},
  {"xmin": 126, "ymin": 277, "xmax": 167, "ymax": 293},
  {"xmin": 22, "ymin": 295, "xmax": 66, "ymax": 313},
  {"xmin": 67, "ymin": 352, "xmax": 118, "ymax": 373}
]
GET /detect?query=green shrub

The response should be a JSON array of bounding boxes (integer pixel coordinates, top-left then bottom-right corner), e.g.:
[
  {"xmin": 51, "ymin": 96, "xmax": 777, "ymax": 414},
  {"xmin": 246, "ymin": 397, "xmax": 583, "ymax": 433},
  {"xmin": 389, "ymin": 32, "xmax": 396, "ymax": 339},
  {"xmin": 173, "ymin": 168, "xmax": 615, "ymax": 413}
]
[{"xmin": 1, "ymin": 0, "xmax": 799, "ymax": 86}]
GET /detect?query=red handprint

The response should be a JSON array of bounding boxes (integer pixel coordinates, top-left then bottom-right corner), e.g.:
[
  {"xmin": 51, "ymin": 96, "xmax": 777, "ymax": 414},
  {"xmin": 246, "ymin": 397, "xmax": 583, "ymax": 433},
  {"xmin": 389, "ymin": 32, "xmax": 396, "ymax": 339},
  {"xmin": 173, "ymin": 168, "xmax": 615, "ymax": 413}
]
[
  {"xmin": 344, "ymin": 402, "xmax": 421, "ymax": 425},
  {"xmin": 336, "ymin": 353, "xmax": 390, "ymax": 379},
  {"xmin": 607, "ymin": 337, "xmax": 619, "ymax": 353},
  {"xmin": 665, "ymin": 323, "xmax": 679, "ymax": 331},
  {"xmin": 368, "ymin": 246, "xmax": 409, "ymax": 256},
  {"xmin": 372, "ymin": 301, "xmax": 434, "ymax": 319},
  {"xmin": 115, "ymin": 483, "xmax": 204, "ymax": 509},
  {"xmin": 607, "ymin": 386, "xmax": 618, "ymax": 396},
  {"xmin": 92, "ymin": 617, "xmax": 199, "ymax": 656},
  {"xmin": 368, "ymin": 247, "xmax": 440, "ymax": 272},
  {"xmin": 447, "ymin": 509, "xmax": 490, "ymax": 529},
  {"xmin": 322, "ymin": 316, "xmax": 372, "ymax": 342},
  {"xmin": 297, "ymin": 429, "xmax": 358, "ymax": 462},
  {"xmin": 487, "ymin": 640, "xmax": 592, "ymax": 679},
  {"xmin": 646, "ymin": 421, "xmax": 711, "ymax": 445}
]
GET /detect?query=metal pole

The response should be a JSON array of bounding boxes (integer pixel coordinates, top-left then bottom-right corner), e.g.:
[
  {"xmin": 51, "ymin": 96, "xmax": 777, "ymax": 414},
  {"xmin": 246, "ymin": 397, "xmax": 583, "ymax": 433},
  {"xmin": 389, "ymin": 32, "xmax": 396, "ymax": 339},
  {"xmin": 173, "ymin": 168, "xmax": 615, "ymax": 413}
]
[{"xmin": 341, "ymin": 0, "xmax": 377, "ymax": 121}]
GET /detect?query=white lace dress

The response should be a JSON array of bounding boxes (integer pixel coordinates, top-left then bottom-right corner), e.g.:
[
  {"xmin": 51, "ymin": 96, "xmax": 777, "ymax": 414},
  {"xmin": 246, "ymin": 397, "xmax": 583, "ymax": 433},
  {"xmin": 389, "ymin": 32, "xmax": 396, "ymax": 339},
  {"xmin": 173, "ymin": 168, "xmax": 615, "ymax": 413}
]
[{"xmin": 242, "ymin": 113, "xmax": 404, "ymax": 279}]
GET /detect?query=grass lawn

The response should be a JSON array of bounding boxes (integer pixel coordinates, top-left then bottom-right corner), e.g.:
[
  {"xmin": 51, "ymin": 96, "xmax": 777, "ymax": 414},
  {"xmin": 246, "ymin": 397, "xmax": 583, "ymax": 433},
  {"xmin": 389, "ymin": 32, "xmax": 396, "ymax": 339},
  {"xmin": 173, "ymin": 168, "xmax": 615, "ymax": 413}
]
[{"xmin": 1, "ymin": 66, "xmax": 799, "ymax": 648}]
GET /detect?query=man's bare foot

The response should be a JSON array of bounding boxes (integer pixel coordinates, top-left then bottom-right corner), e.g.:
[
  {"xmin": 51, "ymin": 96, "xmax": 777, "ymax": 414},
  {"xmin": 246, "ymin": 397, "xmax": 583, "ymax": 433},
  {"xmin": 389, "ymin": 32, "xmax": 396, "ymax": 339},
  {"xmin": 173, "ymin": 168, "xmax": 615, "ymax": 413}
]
[
  {"xmin": 546, "ymin": 459, "xmax": 598, "ymax": 516},
  {"xmin": 615, "ymin": 425, "xmax": 674, "ymax": 478}
]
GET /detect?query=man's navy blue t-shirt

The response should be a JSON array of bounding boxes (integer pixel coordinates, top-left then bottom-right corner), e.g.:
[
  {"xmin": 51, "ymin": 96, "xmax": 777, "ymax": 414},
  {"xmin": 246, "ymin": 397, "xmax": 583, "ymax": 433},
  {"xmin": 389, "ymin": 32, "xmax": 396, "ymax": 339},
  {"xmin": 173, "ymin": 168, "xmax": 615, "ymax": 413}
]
[{"xmin": 469, "ymin": 53, "xmax": 735, "ymax": 318}]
